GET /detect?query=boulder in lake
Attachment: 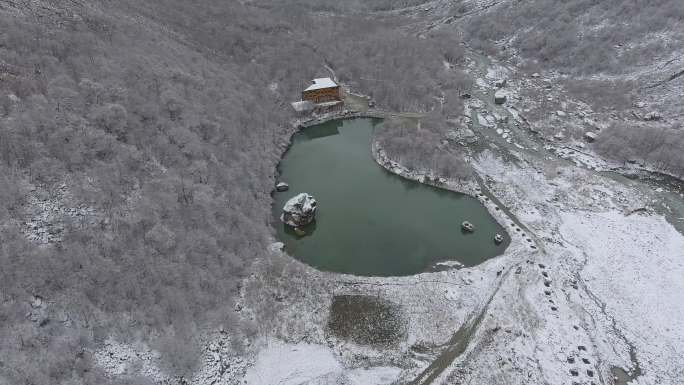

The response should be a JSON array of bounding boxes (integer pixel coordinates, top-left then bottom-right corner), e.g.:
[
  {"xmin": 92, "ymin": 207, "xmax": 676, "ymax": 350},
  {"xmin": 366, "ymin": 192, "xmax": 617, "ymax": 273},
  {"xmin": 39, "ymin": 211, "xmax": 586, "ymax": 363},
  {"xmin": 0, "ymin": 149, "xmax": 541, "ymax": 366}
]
[
  {"xmin": 281, "ymin": 193, "xmax": 317, "ymax": 227},
  {"xmin": 276, "ymin": 182, "xmax": 289, "ymax": 192}
]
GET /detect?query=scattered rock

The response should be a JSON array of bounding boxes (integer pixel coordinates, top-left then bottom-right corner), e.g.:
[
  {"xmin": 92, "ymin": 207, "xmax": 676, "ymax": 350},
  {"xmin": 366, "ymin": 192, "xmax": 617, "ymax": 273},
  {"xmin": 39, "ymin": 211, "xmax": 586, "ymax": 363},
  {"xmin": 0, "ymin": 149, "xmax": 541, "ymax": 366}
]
[
  {"xmin": 267, "ymin": 242, "xmax": 285, "ymax": 253},
  {"xmin": 276, "ymin": 182, "xmax": 289, "ymax": 192},
  {"xmin": 494, "ymin": 79, "xmax": 507, "ymax": 88},
  {"xmin": 584, "ymin": 132, "xmax": 597, "ymax": 142},
  {"xmin": 531, "ymin": 73, "xmax": 541, "ymax": 78},
  {"xmin": 281, "ymin": 193, "xmax": 317, "ymax": 227},
  {"xmin": 554, "ymin": 132, "xmax": 565, "ymax": 141},
  {"xmin": 446, "ymin": 128, "xmax": 477, "ymax": 145},
  {"xmin": 644, "ymin": 111, "xmax": 661, "ymax": 121},
  {"xmin": 30, "ymin": 296, "xmax": 43, "ymax": 308},
  {"xmin": 494, "ymin": 91, "xmax": 507, "ymax": 105},
  {"xmin": 556, "ymin": 110, "xmax": 567, "ymax": 117}
]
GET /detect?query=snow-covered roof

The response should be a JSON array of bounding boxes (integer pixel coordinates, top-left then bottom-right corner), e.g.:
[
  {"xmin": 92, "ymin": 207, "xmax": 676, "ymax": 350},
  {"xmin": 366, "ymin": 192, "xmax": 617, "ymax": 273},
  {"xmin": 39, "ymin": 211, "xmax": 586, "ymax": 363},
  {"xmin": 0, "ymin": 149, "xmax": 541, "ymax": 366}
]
[{"xmin": 304, "ymin": 78, "xmax": 338, "ymax": 92}]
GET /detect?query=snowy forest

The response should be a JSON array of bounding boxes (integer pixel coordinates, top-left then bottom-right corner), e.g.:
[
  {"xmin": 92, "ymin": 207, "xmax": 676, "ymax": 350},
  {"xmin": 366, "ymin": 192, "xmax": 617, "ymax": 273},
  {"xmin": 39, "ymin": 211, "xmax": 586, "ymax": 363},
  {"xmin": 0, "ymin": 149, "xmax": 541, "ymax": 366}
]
[
  {"xmin": 0, "ymin": 1, "xmax": 468, "ymax": 382},
  {"xmin": 0, "ymin": 0, "xmax": 682, "ymax": 383}
]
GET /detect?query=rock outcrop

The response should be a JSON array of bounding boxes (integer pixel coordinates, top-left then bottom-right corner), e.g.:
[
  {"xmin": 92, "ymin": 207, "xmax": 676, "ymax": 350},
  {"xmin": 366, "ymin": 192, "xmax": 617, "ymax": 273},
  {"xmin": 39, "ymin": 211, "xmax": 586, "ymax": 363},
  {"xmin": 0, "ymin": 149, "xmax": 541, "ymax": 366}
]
[
  {"xmin": 494, "ymin": 90, "xmax": 507, "ymax": 105},
  {"xmin": 281, "ymin": 193, "xmax": 317, "ymax": 227}
]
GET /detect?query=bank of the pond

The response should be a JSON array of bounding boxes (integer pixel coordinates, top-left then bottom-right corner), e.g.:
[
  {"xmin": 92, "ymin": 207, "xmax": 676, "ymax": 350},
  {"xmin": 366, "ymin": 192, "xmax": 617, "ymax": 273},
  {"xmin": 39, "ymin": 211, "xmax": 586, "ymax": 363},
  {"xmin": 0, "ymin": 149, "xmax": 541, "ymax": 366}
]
[
  {"xmin": 273, "ymin": 118, "xmax": 513, "ymax": 277},
  {"xmin": 372, "ymin": 134, "xmax": 536, "ymax": 254}
]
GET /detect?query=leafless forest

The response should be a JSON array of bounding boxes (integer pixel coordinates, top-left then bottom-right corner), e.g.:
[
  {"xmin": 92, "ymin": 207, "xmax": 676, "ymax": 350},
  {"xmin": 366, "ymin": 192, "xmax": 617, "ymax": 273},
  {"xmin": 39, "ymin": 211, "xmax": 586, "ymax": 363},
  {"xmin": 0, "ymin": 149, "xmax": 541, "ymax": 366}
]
[
  {"xmin": 0, "ymin": 0, "xmax": 682, "ymax": 383},
  {"xmin": 0, "ymin": 1, "xmax": 468, "ymax": 382}
]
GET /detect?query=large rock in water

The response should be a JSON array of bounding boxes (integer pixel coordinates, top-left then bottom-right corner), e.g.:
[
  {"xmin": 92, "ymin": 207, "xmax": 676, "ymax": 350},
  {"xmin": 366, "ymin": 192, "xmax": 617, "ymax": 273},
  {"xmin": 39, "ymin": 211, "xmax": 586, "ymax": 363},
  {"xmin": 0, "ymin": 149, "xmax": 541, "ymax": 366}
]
[{"xmin": 281, "ymin": 193, "xmax": 317, "ymax": 227}]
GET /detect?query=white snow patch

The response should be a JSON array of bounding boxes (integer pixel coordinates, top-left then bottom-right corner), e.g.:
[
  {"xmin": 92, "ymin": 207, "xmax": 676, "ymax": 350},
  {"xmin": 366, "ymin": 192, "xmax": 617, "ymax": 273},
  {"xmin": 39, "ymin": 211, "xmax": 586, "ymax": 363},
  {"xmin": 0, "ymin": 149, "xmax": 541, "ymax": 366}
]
[
  {"xmin": 347, "ymin": 366, "xmax": 403, "ymax": 385},
  {"xmin": 245, "ymin": 341, "xmax": 340, "ymax": 385},
  {"xmin": 245, "ymin": 340, "xmax": 402, "ymax": 385},
  {"xmin": 94, "ymin": 339, "xmax": 164, "ymax": 381},
  {"xmin": 560, "ymin": 211, "xmax": 684, "ymax": 384}
]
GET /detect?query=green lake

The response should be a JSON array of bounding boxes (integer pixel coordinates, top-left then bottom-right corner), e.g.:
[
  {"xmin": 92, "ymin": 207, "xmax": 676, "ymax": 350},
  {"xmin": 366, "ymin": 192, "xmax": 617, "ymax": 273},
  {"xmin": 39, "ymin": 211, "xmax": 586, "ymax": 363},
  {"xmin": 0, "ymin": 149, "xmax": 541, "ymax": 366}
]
[{"xmin": 273, "ymin": 118, "xmax": 509, "ymax": 276}]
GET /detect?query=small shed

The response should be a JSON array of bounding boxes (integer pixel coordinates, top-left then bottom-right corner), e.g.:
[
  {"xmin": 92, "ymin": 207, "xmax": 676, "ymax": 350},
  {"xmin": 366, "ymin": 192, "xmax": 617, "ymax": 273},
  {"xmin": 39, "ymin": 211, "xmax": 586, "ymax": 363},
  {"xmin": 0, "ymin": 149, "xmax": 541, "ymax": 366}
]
[{"xmin": 291, "ymin": 100, "xmax": 315, "ymax": 116}]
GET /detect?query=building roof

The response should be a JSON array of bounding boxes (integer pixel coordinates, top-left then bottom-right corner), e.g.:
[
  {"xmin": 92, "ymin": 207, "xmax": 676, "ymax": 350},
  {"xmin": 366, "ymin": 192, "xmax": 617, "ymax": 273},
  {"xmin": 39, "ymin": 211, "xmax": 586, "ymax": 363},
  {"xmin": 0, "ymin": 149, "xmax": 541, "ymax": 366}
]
[{"xmin": 304, "ymin": 77, "xmax": 338, "ymax": 92}]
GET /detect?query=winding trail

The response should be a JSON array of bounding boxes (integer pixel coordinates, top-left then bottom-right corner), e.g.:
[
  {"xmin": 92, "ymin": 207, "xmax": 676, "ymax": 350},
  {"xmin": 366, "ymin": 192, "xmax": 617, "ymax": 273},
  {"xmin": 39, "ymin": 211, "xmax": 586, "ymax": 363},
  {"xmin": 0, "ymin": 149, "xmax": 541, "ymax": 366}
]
[{"xmin": 407, "ymin": 265, "xmax": 516, "ymax": 385}]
